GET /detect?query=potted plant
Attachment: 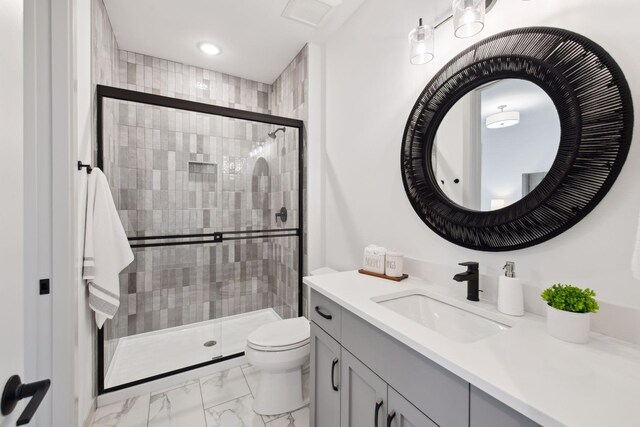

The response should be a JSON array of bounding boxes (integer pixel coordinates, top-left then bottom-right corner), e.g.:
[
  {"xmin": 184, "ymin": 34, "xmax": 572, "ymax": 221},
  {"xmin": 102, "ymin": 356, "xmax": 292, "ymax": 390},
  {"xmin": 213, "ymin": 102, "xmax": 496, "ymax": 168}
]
[{"xmin": 541, "ymin": 284, "xmax": 599, "ymax": 344}]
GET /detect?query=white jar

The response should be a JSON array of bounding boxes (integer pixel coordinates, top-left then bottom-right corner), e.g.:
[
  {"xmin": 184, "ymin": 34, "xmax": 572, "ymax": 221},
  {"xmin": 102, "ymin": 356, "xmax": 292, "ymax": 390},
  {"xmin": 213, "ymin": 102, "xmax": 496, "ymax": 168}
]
[
  {"xmin": 363, "ymin": 246, "xmax": 386, "ymax": 274},
  {"xmin": 385, "ymin": 251, "xmax": 404, "ymax": 277}
]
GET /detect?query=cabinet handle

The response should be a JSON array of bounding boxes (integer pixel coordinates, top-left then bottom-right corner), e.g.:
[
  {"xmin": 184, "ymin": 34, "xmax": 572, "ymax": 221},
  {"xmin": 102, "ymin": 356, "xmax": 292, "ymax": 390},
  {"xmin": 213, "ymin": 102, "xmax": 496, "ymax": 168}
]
[
  {"xmin": 315, "ymin": 306, "xmax": 333, "ymax": 320},
  {"xmin": 387, "ymin": 411, "xmax": 396, "ymax": 427},
  {"xmin": 331, "ymin": 358, "xmax": 339, "ymax": 391},
  {"xmin": 375, "ymin": 399, "xmax": 383, "ymax": 427}
]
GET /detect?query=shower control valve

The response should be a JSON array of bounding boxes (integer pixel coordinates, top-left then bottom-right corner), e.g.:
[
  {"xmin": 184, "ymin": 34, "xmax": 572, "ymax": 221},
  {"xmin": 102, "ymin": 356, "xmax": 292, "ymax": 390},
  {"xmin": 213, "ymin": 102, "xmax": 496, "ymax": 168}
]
[{"xmin": 275, "ymin": 207, "xmax": 288, "ymax": 223}]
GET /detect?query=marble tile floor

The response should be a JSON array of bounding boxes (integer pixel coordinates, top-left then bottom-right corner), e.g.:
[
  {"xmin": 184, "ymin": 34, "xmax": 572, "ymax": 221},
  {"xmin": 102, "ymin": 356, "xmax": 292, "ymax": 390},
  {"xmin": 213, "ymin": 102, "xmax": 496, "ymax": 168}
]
[{"xmin": 92, "ymin": 364, "xmax": 310, "ymax": 427}]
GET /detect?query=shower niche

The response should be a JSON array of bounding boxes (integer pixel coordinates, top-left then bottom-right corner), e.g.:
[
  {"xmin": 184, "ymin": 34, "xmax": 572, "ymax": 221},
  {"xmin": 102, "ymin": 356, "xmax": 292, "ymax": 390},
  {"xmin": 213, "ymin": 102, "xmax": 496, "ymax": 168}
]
[{"xmin": 96, "ymin": 85, "xmax": 303, "ymax": 392}]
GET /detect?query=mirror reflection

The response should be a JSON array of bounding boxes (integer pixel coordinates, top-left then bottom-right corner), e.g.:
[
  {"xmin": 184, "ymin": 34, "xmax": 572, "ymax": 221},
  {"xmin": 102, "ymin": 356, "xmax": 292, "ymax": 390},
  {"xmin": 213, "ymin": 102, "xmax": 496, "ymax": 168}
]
[{"xmin": 431, "ymin": 79, "xmax": 560, "ymax": 211}]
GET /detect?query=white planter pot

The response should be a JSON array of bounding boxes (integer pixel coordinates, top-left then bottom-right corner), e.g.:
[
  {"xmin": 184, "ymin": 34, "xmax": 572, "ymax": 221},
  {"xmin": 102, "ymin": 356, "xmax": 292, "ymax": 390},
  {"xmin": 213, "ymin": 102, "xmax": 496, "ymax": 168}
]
[{"xmin": 546, "ymin": 305, "xmax": 591, "ymax": 344}]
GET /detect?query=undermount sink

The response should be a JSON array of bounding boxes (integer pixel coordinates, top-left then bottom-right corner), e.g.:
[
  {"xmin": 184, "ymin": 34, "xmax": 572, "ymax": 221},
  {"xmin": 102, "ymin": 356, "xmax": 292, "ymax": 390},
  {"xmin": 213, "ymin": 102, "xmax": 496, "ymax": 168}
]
[{"xmin": 375, "ymin": 291, "xmax": 510, "ymax": 344}]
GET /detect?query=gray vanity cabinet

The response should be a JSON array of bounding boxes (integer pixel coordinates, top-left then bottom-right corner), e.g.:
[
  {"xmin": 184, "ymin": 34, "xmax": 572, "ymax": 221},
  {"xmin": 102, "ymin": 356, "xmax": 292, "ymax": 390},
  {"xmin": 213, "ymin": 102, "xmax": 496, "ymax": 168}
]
[
  {"xmin": 341, "ymin": 309, "xmax": 469, "ymax": 426},
  {"xmin": 387, "ymin": 387, "xmax": 438, "ymax": 427},
  {"xmin": 310, "ymin": 323, "xmax": 341, "ymax": 427},
  {"xmin": 309, "ymin": 289, "xmax": 538, "ymax": 427},
  {"xmin": 340, "ymin": 349, "xmax": 387, "ymax": 427},
  {"xmin": 469, "ymin": 386, "xmax": 541, "ymax": 427}
]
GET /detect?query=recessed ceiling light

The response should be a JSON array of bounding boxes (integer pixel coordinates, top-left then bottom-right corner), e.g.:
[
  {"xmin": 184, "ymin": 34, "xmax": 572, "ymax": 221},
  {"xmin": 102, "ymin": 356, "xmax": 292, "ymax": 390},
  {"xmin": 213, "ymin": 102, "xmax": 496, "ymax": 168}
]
[{"xmin": 197, "ymin": 42, "xmax": 221, "ymax": 56}]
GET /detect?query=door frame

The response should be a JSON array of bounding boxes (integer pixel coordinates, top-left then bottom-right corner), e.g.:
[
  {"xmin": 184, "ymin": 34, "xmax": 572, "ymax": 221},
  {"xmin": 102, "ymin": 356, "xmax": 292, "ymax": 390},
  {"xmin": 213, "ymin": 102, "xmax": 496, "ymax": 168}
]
[
  {"xmin": 21, "ymin": 0, "xmax": 78, "ymax": 425},
  {"xmin": 23, "ymin": 0, "xmax": 54, "ymax": 425},
  {"xmin": 51, "ymin": 0, "xmax": 79, "ymax": 425}
]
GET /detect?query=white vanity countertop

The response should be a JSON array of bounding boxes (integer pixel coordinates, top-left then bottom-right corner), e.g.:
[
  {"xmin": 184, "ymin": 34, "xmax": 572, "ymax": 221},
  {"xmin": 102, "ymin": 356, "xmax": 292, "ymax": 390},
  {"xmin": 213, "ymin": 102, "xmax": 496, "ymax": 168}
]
[{"xmin": 303, "ymin": 271, "xmax": 640, "ymax": 427}]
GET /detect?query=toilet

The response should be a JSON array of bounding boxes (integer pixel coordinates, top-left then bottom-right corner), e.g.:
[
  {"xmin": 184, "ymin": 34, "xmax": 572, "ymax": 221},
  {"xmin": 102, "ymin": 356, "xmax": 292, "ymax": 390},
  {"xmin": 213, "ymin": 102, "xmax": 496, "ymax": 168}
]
[
  {"xmin": 246, "ymin": 317, "xmax": 310, "ymax": 415},
  {"xmin": 246, "ymin": 267, "xmax": 337, "ymax": 415}
]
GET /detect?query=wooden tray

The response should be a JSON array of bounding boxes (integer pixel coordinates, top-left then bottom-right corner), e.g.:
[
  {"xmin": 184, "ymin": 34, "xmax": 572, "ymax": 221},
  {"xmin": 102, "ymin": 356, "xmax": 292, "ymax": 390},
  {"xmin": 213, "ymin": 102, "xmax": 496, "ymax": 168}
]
[{"xmin": 358, "ymin": 269, "xmax": 408, "ymax": 282}]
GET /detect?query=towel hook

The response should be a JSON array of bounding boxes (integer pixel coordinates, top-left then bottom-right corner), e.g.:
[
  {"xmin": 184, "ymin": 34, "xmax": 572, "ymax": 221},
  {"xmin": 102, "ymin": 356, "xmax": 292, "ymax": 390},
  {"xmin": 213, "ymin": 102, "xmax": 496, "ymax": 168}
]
[{"xmin": 77, "ymin": 161, "xmax": 93, "ymax": 174}]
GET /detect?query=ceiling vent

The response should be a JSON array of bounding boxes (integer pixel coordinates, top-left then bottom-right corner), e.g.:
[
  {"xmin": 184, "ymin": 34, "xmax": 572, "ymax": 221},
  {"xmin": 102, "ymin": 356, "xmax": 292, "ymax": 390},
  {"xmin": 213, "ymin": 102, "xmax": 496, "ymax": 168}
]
[{"xmin": 281, "ymin": 0, "xmax": 343, "ymax": 28}]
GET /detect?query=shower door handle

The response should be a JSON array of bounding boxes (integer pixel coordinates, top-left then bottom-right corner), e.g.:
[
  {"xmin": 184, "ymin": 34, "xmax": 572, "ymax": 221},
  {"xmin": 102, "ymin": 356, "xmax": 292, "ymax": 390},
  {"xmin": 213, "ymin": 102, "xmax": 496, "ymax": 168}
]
[{"xmin": 331, "ymin": 358, "xmax": 339, "ymax": 391}]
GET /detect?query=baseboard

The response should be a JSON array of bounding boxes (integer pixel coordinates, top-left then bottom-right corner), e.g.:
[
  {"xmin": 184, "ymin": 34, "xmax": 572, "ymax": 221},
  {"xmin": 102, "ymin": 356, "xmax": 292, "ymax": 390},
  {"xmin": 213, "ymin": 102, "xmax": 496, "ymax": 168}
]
[{"xmin": 82, "ymin": 398, "xmax": 96, "ymax": 427}]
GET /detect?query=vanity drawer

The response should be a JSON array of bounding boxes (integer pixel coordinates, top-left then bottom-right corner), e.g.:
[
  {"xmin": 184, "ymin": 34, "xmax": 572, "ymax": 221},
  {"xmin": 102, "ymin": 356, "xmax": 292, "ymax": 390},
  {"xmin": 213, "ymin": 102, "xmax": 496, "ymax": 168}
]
[
  {"xmin": 341, "ymin": 310, "xmax": 469, "ymax": 427},
  {"xmin": 310, "ymin": 290, "xmax": 342, "ymax": 341}
]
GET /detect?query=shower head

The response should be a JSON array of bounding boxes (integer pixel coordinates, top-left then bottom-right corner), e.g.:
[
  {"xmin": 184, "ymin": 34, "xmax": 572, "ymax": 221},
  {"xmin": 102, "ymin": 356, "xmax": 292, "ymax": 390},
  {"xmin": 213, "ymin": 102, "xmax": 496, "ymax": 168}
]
[{"xmin": 268, "ymin": 127, "xmax": 286, "ymax": 139}]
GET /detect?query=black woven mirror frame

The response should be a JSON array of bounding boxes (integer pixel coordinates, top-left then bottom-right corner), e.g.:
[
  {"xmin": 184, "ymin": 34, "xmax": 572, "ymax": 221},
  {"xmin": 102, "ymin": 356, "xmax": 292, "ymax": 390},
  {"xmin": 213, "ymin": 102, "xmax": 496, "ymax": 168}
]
[{"xmin": 401, "ymin": 27, "xmax": 633, "ymax": 251}]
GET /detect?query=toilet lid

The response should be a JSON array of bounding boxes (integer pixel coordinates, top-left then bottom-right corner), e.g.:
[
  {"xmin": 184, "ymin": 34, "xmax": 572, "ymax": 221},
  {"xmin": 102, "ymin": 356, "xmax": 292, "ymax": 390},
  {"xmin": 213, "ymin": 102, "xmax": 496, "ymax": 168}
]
[{"xmin": 247, "ymin": 317, "xmax": 310, "ymax": 350}]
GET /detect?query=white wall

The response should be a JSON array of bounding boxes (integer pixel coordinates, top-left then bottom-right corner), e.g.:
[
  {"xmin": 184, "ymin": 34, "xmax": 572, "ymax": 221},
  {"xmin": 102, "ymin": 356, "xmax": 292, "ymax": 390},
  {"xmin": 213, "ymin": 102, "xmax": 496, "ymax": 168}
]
[
  {"xmin": 322, "ymin": 0, "xmax": 640, "ymax": 314},
  {"xmin": 0, "ymin": 1, "xmax": 24, "ymax": 426}
]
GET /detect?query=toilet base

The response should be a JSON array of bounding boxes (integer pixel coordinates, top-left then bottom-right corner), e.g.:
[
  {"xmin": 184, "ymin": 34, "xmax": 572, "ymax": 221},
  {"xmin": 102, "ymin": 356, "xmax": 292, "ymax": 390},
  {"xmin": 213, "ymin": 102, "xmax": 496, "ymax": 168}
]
[{"xmin": 252, "ymin": 367, "xmax": 308, "ymax": 416}]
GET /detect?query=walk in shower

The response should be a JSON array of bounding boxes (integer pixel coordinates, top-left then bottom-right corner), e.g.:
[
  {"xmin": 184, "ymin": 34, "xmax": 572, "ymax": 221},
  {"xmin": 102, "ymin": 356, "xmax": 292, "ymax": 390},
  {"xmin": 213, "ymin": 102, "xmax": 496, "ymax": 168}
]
[{"xmin": 96, "ymin": 85, "xmax": 303, "ymax": 393}]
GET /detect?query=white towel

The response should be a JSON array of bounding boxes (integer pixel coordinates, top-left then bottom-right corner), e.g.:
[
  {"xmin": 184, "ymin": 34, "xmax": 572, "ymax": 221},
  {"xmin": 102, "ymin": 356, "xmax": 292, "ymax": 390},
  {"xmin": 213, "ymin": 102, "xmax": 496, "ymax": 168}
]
[
  {"xmin": 633, "ymin": 209, "xmax": 640, "ymax": 280},
  {"xmin": 83, "ymin": 168, "xmax": 134, "ymax": 328}
]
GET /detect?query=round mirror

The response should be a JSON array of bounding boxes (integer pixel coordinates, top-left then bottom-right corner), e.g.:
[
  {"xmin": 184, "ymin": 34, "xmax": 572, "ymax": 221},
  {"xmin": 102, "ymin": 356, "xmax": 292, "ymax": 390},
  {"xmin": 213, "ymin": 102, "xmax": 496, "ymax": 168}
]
[
  {"xmin": 401, "ymin": 27, "xmax": 633, "ymax": 251},
  {"xmin": 431, "ymin": 79, "xmax": 560, "ymax": 211}
]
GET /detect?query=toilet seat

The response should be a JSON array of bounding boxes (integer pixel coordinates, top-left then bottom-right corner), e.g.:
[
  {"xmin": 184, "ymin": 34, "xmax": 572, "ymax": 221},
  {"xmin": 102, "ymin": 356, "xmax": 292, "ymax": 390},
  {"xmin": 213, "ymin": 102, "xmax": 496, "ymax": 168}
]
[
  {"xmin": 247, "ymin": 338, "xmax": 309, "ymax": 352},
  {"xmin": 247, "ymin": 317, "xmax": 310, "ymax": 352}
]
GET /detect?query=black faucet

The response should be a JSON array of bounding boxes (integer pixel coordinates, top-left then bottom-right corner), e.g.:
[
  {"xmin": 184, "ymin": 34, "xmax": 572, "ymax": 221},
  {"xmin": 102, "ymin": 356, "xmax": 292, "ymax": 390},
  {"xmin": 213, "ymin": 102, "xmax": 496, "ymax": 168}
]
[{"xmin": 453, "ymin": 262, "xmax": 480, "ymax": 302}]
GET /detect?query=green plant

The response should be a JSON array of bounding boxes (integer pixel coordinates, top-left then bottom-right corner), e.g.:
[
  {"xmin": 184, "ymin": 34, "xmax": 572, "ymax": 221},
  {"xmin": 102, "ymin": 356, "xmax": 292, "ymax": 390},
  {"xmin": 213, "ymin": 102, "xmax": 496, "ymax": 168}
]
[{"xmin": 541, "ymin": 284, "xmax": 599, "ymax": 314}]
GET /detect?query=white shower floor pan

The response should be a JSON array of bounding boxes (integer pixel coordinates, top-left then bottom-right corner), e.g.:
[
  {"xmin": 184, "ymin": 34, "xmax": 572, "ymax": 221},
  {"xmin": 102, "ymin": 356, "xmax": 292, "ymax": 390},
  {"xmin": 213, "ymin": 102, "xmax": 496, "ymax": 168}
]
[{"xmin": 104, "ymin": 308, "xmax": 281, "ymax": 389}]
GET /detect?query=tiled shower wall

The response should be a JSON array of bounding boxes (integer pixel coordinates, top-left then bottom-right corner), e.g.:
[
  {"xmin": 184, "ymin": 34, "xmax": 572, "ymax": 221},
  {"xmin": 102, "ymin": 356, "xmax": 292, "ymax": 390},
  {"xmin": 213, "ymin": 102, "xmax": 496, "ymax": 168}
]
[
  {"xmin": 269, "ymin": 47, "xmax": 308, "ymax": 319},
  {"xmin": 102, "ymin": 98, "xmax": 283, "ymax": 339},
  {"xmin": 92, "ymin": 0, "xmax": 307, "ymax": 368},
  {"xmin": 92, "ymin": 0, "xmax": 121, "ymax": 381}
]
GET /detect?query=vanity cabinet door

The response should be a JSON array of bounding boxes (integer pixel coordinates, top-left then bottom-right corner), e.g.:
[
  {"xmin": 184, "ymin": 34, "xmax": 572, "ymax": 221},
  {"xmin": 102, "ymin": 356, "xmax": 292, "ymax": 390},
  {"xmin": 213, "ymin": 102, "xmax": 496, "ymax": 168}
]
[
  {"xmin": 470, "ymin": 386, "xmax": 540, "ymax": 427},
  {"xmin": 387, "ymin": 387, "xmax": 438, "ymax": 427},
  {"xmin": 340, "ymin": 349, "xmax": 388, "ymax": 427},
  {"xmin": 342, "ymin": 310, "xmax": 469, "ymax": 426},
  {"xmin": 311, "ymin": 322, "xmax": 341, "ymax": 427}
]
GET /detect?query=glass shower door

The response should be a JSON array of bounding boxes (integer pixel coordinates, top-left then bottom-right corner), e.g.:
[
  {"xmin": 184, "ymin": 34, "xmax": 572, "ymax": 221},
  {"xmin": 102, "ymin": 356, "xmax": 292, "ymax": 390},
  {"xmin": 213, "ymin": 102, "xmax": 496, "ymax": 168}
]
[{"xmin": 98, "ymin": 87, "xmax": 302, "ymax": 392}]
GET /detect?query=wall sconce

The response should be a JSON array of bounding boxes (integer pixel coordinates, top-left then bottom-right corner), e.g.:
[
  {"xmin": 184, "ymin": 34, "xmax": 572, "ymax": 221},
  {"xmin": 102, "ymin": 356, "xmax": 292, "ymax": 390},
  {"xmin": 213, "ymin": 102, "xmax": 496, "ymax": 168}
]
[
  {"xmin": 409, "ymin": 1, "xmax": 535, "ymax": 65},
  {"xmin": 408, "ymin": 18, "xmax": 434, "ymax": 65}
]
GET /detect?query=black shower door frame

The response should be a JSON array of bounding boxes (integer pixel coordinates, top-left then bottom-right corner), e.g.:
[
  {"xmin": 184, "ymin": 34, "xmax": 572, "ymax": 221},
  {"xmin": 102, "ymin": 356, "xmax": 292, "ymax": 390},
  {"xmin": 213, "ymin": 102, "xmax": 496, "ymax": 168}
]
[{"xmin": 95, "ymin": 84, "xmax": 304, "ymax": 394}]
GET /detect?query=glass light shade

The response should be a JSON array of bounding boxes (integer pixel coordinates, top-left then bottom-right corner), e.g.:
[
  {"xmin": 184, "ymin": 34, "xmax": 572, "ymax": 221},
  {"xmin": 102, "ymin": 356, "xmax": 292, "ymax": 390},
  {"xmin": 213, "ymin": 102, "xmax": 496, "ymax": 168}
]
[
  {"xmin": 408, "ymin": 21, "xmax": 434, "ymax": 65},
  {"xmin": 452, "ymin": 0, "xmax": 485, "ymax": 38},
  {"xmin": 486, "ymin": 111, "xmax": 520, "ymax": 128}
]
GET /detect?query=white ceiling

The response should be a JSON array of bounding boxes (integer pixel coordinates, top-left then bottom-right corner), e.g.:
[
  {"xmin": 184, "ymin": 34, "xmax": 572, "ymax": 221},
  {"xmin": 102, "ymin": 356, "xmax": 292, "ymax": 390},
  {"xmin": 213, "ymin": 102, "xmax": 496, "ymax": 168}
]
[{"xmin": 103, "ymin": 0, "xmax": 366, "ymax": 84}]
